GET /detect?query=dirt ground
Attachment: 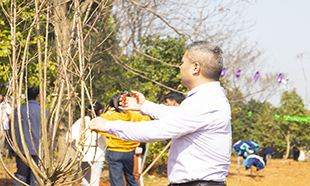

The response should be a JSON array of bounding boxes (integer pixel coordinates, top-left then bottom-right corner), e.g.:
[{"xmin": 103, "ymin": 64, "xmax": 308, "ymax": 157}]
[
  {"xmin": 1, "ymin": 155, "xmax": 310, "ymax": 186},
  {"xmin": 226, "ymin": 156, "xmax": 310, "ymax": 186}
]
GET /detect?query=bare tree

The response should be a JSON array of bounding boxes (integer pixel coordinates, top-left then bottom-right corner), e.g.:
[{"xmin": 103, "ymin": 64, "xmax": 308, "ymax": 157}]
[{"xmin": 0, "ymin": 0, "xmax": 115, "ymax": 185}]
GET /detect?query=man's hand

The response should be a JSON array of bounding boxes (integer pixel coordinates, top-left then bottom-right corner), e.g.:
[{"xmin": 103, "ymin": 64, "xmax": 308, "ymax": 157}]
[
  {"xmin": 119, "ymin": 91, "xmax": 146, "ymax": 111},
  {"xmin": 88, "ymin": 117, "xmax": 109, "ymax": 133}
]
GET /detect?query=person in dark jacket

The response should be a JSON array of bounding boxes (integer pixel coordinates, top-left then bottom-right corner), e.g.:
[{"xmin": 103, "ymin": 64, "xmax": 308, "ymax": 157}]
[{"xmin": 293, "ymin": 146, "xmax": 300, "ymax": 161}]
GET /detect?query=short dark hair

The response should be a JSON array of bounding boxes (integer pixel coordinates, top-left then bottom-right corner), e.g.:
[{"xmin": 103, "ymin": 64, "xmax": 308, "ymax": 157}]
[
  {"xmin": 164, "ymin": 91, "xmax": 183, "ymax": 104},
  {"xmin": 186, "ymin": 40, "xmax": 223, "ymax": 81},
  {"xmin": 88, "ymin": 101, "xmax": 103, "ymax": 119},
  {"xmin": 27, "ymin": 86, "xmax": 40, "ymax": 100},
  {"xmin": 109, "ymin": 93, "xmax": 125, "ymax": 113}
]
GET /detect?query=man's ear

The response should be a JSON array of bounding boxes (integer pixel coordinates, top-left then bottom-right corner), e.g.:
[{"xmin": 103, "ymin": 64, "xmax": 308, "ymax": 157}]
[{"xmin": 192, "ymin": 62, "xmax": 200, "ymax": 75}]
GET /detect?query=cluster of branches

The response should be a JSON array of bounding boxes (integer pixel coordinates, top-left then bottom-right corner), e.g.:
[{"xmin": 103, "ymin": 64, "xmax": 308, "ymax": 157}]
[{"xmin": 1, "ymin": 0, "xmax": 116, "ymax": 185}]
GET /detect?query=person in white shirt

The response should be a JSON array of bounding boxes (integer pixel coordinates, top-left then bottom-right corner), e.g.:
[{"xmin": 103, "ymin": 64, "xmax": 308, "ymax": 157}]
[
  {"xmin": 89, "ymin": 41, "xmax": 231, "ymax": 186},
  {"xmin": 0, "ymin": 94, "xmax": 12, "ymax": 153},
  {"xmin": 69, "ymin": 102, "xmax": 106, "ymax": 186}
]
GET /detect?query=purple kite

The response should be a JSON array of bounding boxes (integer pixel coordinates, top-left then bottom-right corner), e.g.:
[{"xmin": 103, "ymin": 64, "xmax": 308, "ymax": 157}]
[
  {"xmin": 236, "ymin": 69, "xmax": 241, "ymax": 79},
  {"xmin": 221, "ymin": 67, "xmax": 226, "ymax": 77},
  {"xmin": 254, "ymin": 71, "xmax": 260, "ymax": 81},
  {"xmin": 278, "ymin": 73, "xmax": 283, "ymax": 83}
]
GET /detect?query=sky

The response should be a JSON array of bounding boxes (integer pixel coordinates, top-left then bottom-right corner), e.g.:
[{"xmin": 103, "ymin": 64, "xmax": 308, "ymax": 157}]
[{"xmin": 244, "ymin": 0, "xmax": 310, "ymax": 110}]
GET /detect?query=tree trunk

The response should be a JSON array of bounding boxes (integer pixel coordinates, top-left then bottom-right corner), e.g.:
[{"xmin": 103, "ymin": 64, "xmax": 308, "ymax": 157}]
[{"xmin": 284, "ymin": 130, "xmax": 290, "ymax": 159}]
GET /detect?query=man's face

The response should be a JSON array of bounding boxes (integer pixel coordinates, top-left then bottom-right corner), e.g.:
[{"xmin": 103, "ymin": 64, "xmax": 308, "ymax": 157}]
[
  {"xmin": 165, "ymin": 98, "xmax": 179, "ymax": 106},
  {"xmin": 179, "ymin": 50, "xmax": 193, "ymax": 89},
  {"xmin": 166, "ymin": 98, "xmax": 174, "ymax": 106}
]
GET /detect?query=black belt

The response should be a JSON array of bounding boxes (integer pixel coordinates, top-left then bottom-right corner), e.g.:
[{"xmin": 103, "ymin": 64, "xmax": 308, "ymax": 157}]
[{"xmin": 169, "ymin": 180, "xmax": 226, "ymax": 186}]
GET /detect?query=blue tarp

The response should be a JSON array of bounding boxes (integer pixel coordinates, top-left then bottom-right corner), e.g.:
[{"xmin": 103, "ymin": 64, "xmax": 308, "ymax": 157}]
[
  {"xmin": 233, "ymin": 140, "xmax": 260, "ymax": 159},
  {"xmin": 242, "ymin": 154, "xmax": 265, "ymax": 171}
]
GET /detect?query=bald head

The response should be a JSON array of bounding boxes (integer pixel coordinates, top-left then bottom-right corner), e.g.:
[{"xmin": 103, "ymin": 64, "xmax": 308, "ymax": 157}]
[{"xmin": 186, "ymin": 41, "xmax": 223, "ymax": 81}]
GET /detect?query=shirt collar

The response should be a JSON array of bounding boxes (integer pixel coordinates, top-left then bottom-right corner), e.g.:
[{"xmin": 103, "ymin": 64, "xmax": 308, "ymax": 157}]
[
  {"xmin": 28, "ymin": 100, "xmax": 38, "ymax": 105},
  {"xmin": 185, "ymin": 81, "xmax": 221, "ymax": 98}
]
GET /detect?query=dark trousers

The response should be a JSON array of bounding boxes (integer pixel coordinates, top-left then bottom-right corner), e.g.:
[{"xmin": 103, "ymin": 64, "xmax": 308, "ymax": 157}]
[
  {"xmin": 168, "ymin": 180, "xmax": 226, "ymax": 186},
  {"xmin": 14, "ymin": 155, "xmax": 39, "ymax": 186},
  {"xmin": 107, "ymin": 150, "xmax": 139, "ymax": 186}
]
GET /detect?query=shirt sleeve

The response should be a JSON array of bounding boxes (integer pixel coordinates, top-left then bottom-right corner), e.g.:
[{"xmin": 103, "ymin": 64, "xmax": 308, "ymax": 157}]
[
  {"xmin": 140, "ymin": 100, "xmax": 179, "ymax": 120},
  {"xmin": 105, "ymin": 99, "xmax": 213, "ymax": 143}
]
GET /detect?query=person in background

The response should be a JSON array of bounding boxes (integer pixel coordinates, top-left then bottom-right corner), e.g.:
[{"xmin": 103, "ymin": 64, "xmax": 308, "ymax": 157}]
[
  {"xmin": 69, "ymin": 102, "xmax": 106, "ymax": 186},
  {"xmin": 11, "ymin": 86, "xmax": 49, "ymax": 186},
  {"xmin": 100, "ymin": 93, "xmax": 150, "ymax": 186},
  {"xmin": 164, "ymin": 91, "xmax": 183, "ymax": 106},
  {"xmin": 89, "ymin": 40, "xmax": 231, "ymax": 186},
  {"xmin": 0, "ymin": 94, "xmax": 12, "ymax": 155},
  {"xmin": 293, "ymin": 146, "xmax": 300, "ymax": 161}
]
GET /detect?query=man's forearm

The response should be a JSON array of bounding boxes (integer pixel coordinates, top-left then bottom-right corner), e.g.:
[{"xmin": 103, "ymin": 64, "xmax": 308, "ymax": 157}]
[{"xmin": 141, "ymin": 101, "xmax": 177, "ymax": 120}]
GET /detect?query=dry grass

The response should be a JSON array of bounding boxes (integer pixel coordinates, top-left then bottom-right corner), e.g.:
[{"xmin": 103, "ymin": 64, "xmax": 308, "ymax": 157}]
[{"xmin": 1, "ymin": 155, "xmax": 310, "ymax": 186}]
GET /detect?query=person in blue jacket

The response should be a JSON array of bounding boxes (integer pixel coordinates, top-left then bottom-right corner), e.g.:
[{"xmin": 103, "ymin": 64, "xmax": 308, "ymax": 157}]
[{"xmin": 10, "ymin": 86, "xmax": 49, "ymax": 186}]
